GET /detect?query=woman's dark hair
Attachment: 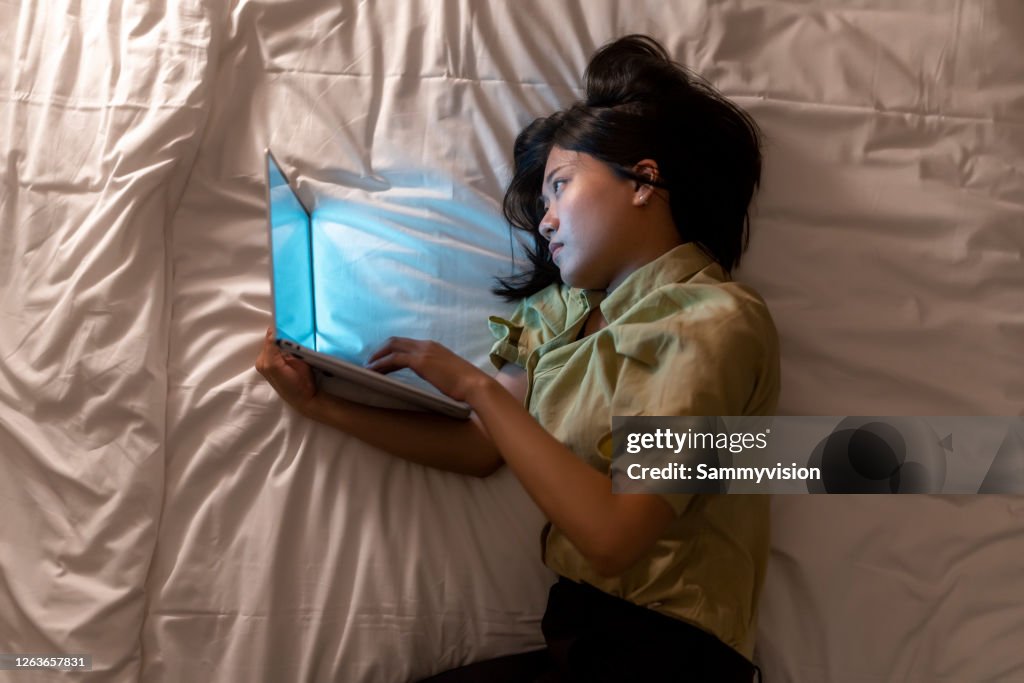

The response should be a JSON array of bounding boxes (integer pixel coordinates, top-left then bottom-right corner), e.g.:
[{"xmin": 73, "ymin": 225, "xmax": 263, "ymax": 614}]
[{"xmin": 493, "ymin": 34, "xmax": 763, "ymax": 300}]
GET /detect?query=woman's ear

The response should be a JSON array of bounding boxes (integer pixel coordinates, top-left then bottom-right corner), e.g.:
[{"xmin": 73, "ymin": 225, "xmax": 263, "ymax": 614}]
[
  {"xmin": 631, "ymin": 159, "xmax": 660, "ymax": 207},
  {"xmin": 632, "ymin": 159, "xmax": 660, "ymax": 184}
]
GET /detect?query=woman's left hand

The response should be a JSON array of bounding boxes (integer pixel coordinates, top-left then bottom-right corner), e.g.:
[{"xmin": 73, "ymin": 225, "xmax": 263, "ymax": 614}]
[{"xmin": 365, "ymin": 337, "xmax": 495, "ymax": 404}]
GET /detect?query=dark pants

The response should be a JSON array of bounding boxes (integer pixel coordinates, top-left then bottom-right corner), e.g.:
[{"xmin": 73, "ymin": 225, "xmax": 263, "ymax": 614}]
[{"xmin": 418, "ymin": 577, "xmax": 759, "ymax": 683}]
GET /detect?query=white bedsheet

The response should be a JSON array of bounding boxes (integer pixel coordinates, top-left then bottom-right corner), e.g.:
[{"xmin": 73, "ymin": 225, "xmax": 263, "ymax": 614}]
[{"xmin": 2, "ymin": 1, "xmax": 1022, "ymax": 682}]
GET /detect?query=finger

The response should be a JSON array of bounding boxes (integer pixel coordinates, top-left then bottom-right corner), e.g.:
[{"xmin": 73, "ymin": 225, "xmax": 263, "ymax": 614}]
[
  {"xmin": 256, "ymin": 340, "xmax": 271, "ymax": 375},
  {"xmin": 365, "ymin": 351, "xmax": 411, "ymax": 374},
  {"xmin": 282, "ymin": 354, "xmax": 312, "ymax": 374},
  {"xmin": 261, "ymin": 336, "xmax": 282, "ymax": 364},
  {"xmin": 257, "ymin": 327, "xmax": 277, "ymax": 357},
  {"xmin": 367, "ymin": 337, "xmax": 417, "ymax": 363},
  {"xmin": 260, "ymin": 340, "xmax": 296, "ymax": 379}
]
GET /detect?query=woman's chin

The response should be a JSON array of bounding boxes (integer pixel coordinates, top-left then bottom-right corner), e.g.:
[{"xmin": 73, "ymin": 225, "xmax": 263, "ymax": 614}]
[
  {"xmin": 558, "ymin": 268, "xmax": 581, "ymax": 288},
  {"xmin": 560, "ymin": 271, "xmax": 605, "ymax": 292}
]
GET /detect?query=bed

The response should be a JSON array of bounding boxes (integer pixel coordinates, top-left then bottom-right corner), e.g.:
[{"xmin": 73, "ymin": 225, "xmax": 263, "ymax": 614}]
[{"xmin": 1, "ymin": 1, "xmax": 1022, "ymax": 681}]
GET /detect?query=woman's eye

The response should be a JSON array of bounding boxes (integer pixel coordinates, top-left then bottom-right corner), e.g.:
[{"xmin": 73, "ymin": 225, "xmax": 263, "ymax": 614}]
[{"xmin": 552, "ymin": 179, "xmax": 566, "ymax": 193}]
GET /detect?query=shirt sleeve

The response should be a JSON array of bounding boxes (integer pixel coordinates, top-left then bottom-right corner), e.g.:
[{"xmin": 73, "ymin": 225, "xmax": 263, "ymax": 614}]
[
  {"xmin": 611, "ymin": 300, "xmax": 777, "ymax": 418},
  {"xmin": 602, "ymin": 297, "xmax": 780, "ymax": 516}
]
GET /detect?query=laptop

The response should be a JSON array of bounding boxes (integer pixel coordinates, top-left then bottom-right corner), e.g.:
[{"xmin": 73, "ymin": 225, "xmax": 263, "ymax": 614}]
[{"xmin": 264, "ymin": 149, "xmax": 471, "ymax": 419}]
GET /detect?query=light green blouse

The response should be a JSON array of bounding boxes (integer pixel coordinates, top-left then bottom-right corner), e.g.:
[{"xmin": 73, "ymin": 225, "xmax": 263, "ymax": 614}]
[{"xmin": 488, "ymin": 242, "xmax": 780, "ymax": 660}]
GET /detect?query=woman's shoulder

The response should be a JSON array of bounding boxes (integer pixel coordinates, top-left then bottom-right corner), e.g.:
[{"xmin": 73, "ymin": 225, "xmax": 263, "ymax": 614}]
[
  {"xmin": 608, "ymin": 271, "xmax": 779, "ymax": 376},
  {"xmin": 613, "ymin": 275, "xmax": 781, "ymax": 415},
  {"xmin": 638, "ymin": 270, "xmax": 777, "ymax": 337}
]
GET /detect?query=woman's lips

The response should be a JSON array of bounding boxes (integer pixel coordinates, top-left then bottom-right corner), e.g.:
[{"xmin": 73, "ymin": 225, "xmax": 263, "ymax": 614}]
[{"xmin": 550, "ymin": 243, "xmax": 564, "ymax": 260}]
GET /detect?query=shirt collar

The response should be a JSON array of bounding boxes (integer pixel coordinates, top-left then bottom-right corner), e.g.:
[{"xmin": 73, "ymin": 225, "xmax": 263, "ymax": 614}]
[{"xmin": 588, "ymin": 243, "xmax": 717, "ymax": 324}]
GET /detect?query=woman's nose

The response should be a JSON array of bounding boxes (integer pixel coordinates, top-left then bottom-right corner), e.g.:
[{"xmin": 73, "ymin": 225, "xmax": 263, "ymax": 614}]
[{"xmin": 539, "ymin": 210, "xmax": 558, "ymax": 240}]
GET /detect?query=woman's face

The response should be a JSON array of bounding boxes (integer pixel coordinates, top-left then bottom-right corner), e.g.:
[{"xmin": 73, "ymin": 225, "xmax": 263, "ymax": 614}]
[{"xmin": 539, "ymin": 146, "xmax": 643, "ymax": 291}]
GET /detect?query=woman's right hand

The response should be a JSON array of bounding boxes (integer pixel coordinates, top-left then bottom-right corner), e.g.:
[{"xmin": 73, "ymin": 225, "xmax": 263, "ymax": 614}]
[{"xmin": 255, "ymin": 327, "xmax": 318, "ymax": 415}]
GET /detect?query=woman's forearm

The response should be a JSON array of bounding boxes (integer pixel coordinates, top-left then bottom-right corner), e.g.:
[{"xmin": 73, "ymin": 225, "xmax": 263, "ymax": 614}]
[
  {"xmin": 302, "ymin": 393, "xmax": 503, "ymax": 477},
  {"xmin": 465, "ymin": 376, "xmax": 674, "ymax": 576}
]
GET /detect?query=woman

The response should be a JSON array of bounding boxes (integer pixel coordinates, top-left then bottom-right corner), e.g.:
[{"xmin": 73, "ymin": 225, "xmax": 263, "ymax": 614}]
[{"xmin": 257, "ymin": 35, "xmax": 779, "ymax": 682}]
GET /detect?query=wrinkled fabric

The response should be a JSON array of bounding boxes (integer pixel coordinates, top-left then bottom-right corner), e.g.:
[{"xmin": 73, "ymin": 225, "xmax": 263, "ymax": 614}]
[{"xmin": 2, "ymin": 1, "xmax": 1022, "ymax": 682}]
